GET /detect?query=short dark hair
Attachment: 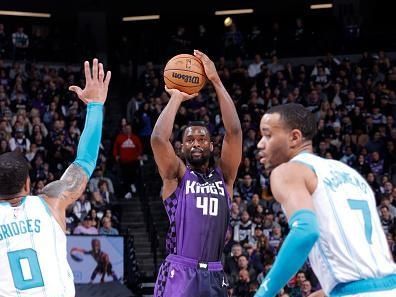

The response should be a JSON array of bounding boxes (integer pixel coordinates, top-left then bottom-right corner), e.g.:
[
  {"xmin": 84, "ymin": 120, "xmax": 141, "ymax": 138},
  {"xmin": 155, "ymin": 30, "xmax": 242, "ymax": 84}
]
[
  {"xmin": 266, "ymin": 103, "xmax": 317, "ymax": 141},
  {"xmin": 0, "ymin": 152, "xmax": 29, "ymax": 196},
  {"xmin": 182, "ymin": 121, "xmax": 210, "ymax": 139}
]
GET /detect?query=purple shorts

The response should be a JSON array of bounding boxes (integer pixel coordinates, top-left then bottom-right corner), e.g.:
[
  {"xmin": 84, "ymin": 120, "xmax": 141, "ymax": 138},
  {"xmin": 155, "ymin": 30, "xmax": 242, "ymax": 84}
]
[{"xmin": 154, "ymin": 254, "xmax": 228, "ymax": 297}]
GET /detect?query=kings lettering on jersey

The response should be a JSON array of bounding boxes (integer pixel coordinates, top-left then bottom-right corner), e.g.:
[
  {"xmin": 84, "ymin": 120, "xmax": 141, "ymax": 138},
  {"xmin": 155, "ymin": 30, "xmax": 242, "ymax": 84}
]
[
  {"xmin": 164, "ymin": 168, "xmax": 230, "ymax": 261},
  {"xmin": 185, "ymin": 180, "xmax": 225, "ymax": 196},
  {"xmin": 0, "ymin": 219, "xmax": 41, "ymax": 241}
]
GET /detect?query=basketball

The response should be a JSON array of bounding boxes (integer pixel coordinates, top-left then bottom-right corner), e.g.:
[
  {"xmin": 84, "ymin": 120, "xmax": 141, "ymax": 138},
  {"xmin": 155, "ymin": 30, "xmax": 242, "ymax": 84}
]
[{"xmin": 164, "ymin": 54, "xmax": 207, "ymax": 94}]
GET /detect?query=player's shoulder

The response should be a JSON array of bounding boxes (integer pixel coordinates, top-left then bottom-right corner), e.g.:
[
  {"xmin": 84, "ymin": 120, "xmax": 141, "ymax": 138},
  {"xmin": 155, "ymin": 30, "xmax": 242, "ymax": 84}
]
[{"xmin": 271, "ymin": 162, "xmax": 313, "ymax": 180}]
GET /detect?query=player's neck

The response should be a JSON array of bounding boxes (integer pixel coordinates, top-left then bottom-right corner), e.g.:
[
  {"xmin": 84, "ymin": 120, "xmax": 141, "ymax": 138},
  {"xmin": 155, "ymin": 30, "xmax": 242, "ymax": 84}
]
[
  {"xmin": 290, "ymin": 143, "xmax": 313, "ymax": 159},
  {"xmin": 187, "ymin": 163, "xmax": 210, "ymax": 175},
  {"xmin": 0, "ymin": 193, "xmax": 27, "ymax": 207}
]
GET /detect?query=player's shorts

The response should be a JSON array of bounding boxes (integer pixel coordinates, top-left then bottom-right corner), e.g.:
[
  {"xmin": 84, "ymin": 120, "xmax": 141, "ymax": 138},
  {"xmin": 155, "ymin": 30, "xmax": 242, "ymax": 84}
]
[
  {"xmin": 154, "ymin": 254, "xmax": 228, "ymax": 297},
  {"xmin": 329, "ymin": 274, "xmax": 396, "ymax": 297}
]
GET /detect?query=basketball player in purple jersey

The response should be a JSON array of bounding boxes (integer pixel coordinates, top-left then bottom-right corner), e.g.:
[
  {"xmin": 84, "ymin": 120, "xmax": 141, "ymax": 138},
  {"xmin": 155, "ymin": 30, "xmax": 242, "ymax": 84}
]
[{"xmin": 151, "ymin": 50, "xmax": 242, "ymax": 297}]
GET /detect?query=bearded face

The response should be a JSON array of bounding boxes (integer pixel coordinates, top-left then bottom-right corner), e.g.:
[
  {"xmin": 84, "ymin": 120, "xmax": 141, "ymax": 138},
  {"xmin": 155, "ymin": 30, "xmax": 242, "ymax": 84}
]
[{"xmin": 182, "ymin": 126, "xmax": 213, "ymax": 167}]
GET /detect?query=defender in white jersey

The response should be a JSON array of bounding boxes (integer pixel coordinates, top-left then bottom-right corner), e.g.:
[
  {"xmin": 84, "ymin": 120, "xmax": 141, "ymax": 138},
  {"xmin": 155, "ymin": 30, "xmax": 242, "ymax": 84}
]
[
  {"xmin": 254, "ymin": 103, "xmax": 396, "ymax": 297},
  {"xmin": 0, "ymin": 58, "xmax": 111, "ymax": 297}
]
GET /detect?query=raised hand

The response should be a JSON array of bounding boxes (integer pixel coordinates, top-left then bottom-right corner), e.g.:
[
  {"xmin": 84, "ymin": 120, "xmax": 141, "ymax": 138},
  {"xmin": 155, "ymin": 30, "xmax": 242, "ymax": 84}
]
[
  {"xmin": 69, "ymin": 58, "xmax": 111, "ymax": 104},
  {"xmin": 165, "ymin": 85, "xmax": 198, "ymax": 102},
  {"xmin": 193, "ymin": 49, "xmax": 220, "ymax": 83}
]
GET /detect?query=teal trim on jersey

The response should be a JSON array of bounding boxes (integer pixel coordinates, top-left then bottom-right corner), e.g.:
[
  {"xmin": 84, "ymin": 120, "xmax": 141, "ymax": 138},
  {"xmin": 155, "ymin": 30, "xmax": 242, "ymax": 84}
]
[
  {"xmin": 330, "ymin": 274, "xmax": 396, "ymax": 296},
  {"xmin": 317, "ymin": 241, "xmax": 339, "ymax": 283},
  {"xmin": 290, "ymin": 160, "xmax": 316, "ymax": 174},
  {"xmin": 255, "ymin": 209, "xmax": 319, "ymax": 297},
  {"xmin": 37, "ymin": 196, "xmax": 52, "ymax": 218},
  {"xmin": 324, "ymin": 186, "xmax": 363, "ymax": 278},
  {"xmin": 74, "ymin": 102, "xmax": 104, "ymax": 178},
  {"xmin": 49, "ymin": 208, "xmax": 64, "ymax": 290},
  {"xmin": 20, "ymin": 197, "xmax": 26, "ymax": 205},
  {"xmin": 7, "ymin": 248, "xmax": 44, "ymax": 290}
]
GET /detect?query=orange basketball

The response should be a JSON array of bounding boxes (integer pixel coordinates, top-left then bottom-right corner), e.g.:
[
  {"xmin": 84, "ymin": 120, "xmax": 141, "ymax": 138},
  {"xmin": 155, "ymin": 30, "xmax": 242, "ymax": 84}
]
[{"xmin": 164, "ymin": 54, "xmax": 207, "ymax": 94}]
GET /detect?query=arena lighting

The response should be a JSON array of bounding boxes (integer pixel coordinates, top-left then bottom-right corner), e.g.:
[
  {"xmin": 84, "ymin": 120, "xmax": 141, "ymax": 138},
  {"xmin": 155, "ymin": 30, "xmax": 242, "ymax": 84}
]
[
  {"xmin": 0, "ymin": 10, "xmax": 51, "ymax": 18},
  {"xmin": 122, "ymin": 15, "xmax": 160, "ymax": 22},
  {"xmin": 310, "ymin": 3, "xmax": 333, "ymax": 9},
  {"xmin": 224, "ymin": 17, "xmax": 233, "ymax": 27},
  {"xmin": 215, "ymin": 9, "xmax": 254, "ymax": 16}
]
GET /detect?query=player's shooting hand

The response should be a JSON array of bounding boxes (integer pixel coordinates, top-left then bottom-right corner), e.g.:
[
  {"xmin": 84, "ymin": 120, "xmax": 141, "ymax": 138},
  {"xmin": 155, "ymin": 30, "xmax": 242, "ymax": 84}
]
[
  {"xmin": 193, "ymin": 49, "xmax": 220, "ymax": 83},
  {"xmin": 69, "ymin": 58, "xmax": 111, "ymax": 104},
  {"xmin": 165, "ymin": 86, "xmax": 198, "ymax": 102}
]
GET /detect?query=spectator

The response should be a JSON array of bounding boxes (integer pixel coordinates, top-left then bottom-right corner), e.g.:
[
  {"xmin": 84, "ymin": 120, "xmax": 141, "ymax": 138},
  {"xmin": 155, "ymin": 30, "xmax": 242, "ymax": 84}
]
[
  {"xmin": 99, "ymin": 217, "xmax": 119, "ymax": 235},
  {"xmin": 236, "ymin": 173, "xmax": 258, "ymax": 202},
  {"xmin": 73, "ymin": 215, "xmax": 98, "ymax": 235},
  {"xmin": 353, "ymin": 154, "xmax": 371, "ymax": 176},
  {"xmin": 231, "ymin": 255, "xmax": 256, "ymax": 284},
  {"xmin": 88, "ymin": 209, "xmax": 101, "ymax": 229},
  {"xmin": 301, "ymin": 280, "xmax": 314, "ymax": 297},
  {"xmin": 72, "ymin": 191, "xmax": 91, "ymax": 221},
  {"xmin": 233, "ymin": 192, "xmax": 247, "ymax": 213},
  {"xmin": 267, "ymin": 56, "xmax": 285, "ymax": 75},
  {"xmin": 233, "ymin": 211, "xmax": 255, "ymax": 246},
  {"xmin": 248, "ymin": 54, "xmax": 264, "ymax": 78},
  {"xmin": 268, "ymin": 222, "xmax": 283, "ymax": 250},
  {"xmin": 97, "ymin": 179, "xmax": 116, "ymax": 205},
  {"xmin": 379, "ymin": 205, "xmax": 394, "ymax": 234},
  {"xmin": 234, "ymin": 268, "xmax": 251, "ymax": 297},
  {"xmin": 113, "ymin": 123, "xmax": 143, "ymax": 199},
  {"xmin": 230, "ymin": 202, "xmax": 241, "ymax": 228},
  {"xmin": 9, "ymin": 126, "xmax": 30, "ymax": 153},
  {"xmin": 369, "ymin": 151, "xmax": 385, "ymax": 176},
  {"xmin": 224, "ymin": 243, "xmax": 243, "ymax": 276},
  {"xmin": 88, "ymin": 166, "xmax": 115, "ymax": 194},
  {"xmin": 247, "ymin": 194, "xmax": 261, "ymax": 218},
  {"xmin": 287, "ymin": 271, "xmax": 307, "ymax": 297},
  {"xmin": 104, "ymin": 209, "xmax": 120, "ymax": 229},
  {"xmin": 12, "ymin": 26, "xmax": 29, "ymax": 60}
]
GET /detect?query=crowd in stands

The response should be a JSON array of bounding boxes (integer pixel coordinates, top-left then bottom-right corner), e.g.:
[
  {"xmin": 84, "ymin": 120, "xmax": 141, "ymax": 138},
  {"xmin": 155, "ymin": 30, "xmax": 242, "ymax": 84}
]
[
  {"xmin": 0, "ymin": 54, "xmax": 123, "ymax": 236},
  {"xmin": 1, "ymin": 18, "xmax": 396, "ymax": 297},
  {"xmin": 126, "ymin": 50, "xmax": 396, "ymax": 296}
]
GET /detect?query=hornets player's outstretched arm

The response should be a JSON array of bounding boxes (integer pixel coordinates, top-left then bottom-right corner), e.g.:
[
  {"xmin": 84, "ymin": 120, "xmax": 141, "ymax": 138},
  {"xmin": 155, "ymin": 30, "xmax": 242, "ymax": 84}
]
[
  {"xmin": 42, "ymin": 164, "xmax": 88, "ymax": 206},
  {"xmin": 194, "ymin": 50, "xmax": 242, "ymax": 193},
  {"xmin": 255, "ymin": 162, "xmax": 320, "ymax": 297},
  {"xmin": 42, "ymin": 58, "xmax": 111, "ymax": 231},
  {"xmin": 151, "ymin": 87, "xmax": 197, "ymax": 199}
]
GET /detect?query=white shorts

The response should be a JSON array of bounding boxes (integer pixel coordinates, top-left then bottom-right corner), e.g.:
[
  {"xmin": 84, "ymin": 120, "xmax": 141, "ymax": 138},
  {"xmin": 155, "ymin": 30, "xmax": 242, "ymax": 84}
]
[{"xmin": 340, "ymin": 288, "xmax": 396, "ymax": 297}]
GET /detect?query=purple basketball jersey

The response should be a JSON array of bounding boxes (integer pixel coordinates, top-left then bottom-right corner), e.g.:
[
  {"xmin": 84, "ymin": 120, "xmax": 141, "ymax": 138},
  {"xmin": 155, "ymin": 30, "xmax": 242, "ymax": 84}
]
[{"xmin": 163, "ymin": 167, "xmax": 231, "ymax": 262}]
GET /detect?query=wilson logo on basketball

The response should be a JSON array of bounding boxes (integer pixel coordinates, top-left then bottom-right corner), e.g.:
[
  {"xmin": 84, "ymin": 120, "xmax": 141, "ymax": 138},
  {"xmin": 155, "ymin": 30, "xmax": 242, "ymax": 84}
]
[{"xmin": 172, "ymin": 72, "xmax": 200, "ymax": 84}]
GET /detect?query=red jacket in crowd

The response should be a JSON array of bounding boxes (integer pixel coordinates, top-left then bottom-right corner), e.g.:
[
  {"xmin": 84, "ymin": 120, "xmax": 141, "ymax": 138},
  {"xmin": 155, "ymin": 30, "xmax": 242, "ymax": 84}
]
[{"xmin": 113, "ymin": 128, "xmax": 143, "ymax": 163}]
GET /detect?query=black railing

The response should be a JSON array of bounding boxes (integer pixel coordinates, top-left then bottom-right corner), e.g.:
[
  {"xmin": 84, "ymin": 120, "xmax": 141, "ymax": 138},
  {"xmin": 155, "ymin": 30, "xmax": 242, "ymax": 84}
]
[{"xmin": 124, "ymin": 228, "xmax": 140, "ymax": 291}]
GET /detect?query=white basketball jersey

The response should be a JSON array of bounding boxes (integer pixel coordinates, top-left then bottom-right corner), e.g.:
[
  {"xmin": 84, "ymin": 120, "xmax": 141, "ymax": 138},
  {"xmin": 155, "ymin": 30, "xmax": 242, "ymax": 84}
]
[
  {"xmin": 291, "ymin": 153, "xmax": 396, "ymax": 295},
  {"xmin": 0, "ymin": 196, "xmax": 75, "ymax": 297}
]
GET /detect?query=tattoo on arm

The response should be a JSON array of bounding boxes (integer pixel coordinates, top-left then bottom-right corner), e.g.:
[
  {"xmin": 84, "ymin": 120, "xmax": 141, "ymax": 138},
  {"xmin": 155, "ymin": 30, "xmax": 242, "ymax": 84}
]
[{"xmin": 42, "ymin": 164, "xmax": 88, "ymax": 205}]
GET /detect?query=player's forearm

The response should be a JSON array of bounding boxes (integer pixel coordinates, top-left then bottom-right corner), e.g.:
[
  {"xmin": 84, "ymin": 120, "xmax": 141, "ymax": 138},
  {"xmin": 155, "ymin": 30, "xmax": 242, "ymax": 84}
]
[
  {"xmin": 74, "ymin": 102, "xmax": 104, "ymax": 177},
  {"xmin": 212, "ymin": 79, "xmax": 241, "ymax": 135},
  {"xmin": 151, "ymin": 95, "xmax": 183, "ymax": 142},
  {"xmin": 255, "ymin": 210, "xmax": 319, "ymax": 297}
]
